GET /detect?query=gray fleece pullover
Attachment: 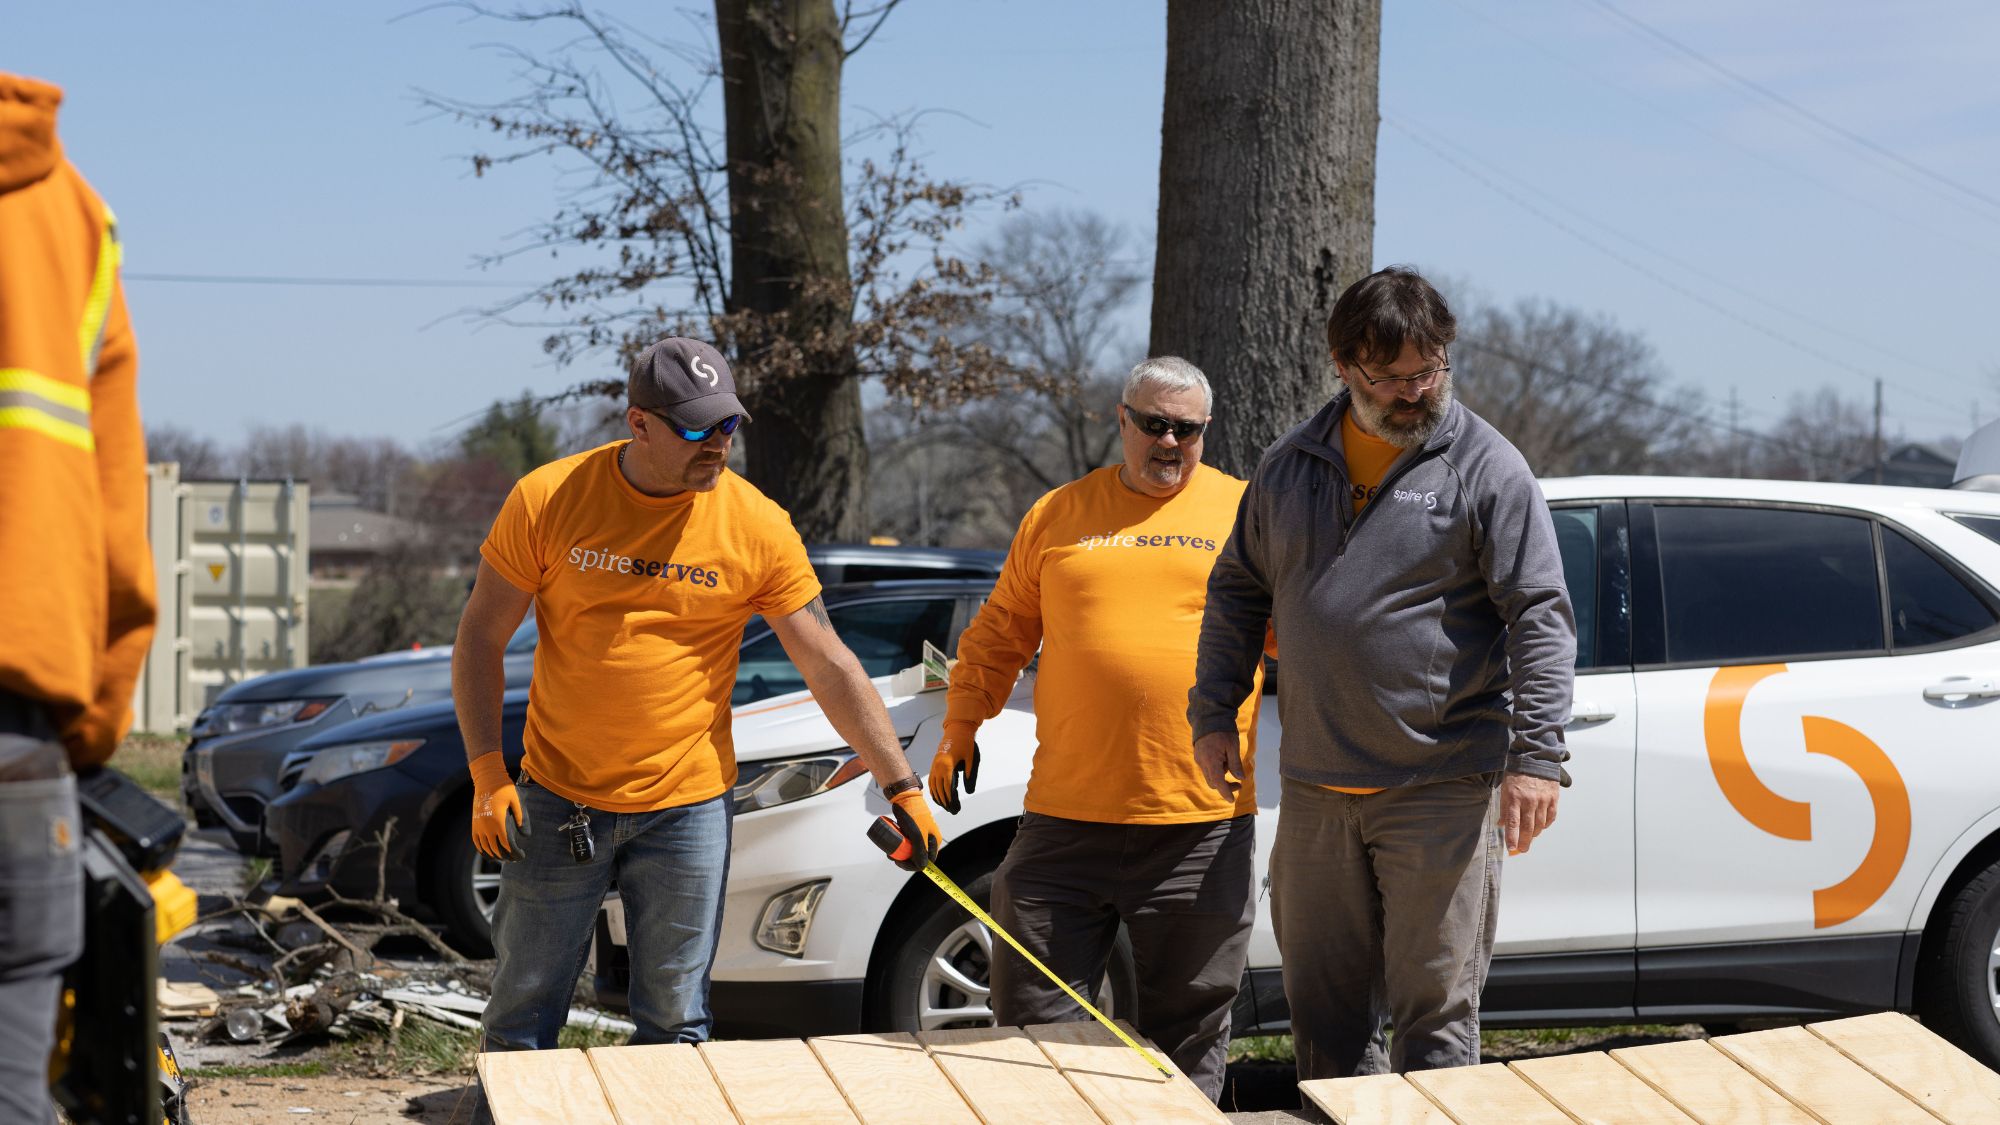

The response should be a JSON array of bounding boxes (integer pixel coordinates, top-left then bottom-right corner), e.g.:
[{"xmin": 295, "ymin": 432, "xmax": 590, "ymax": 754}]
[{"xmin": 1190, "ymin": 391, "xmax": 1576, "ymax": 787}]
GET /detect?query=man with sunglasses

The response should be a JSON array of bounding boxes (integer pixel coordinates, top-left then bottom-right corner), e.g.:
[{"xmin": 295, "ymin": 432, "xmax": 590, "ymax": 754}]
[
  {"xmin": 1191, "ymin": 267, "xmax": 1575, "ymax": 1080},
  {"xmin": 931, "ymin": 356, "xmax": 1270, "ymax": 1099},
  {"xmin": 451, "ymin": 337, "xmax": 945, "ymax": 1073}
]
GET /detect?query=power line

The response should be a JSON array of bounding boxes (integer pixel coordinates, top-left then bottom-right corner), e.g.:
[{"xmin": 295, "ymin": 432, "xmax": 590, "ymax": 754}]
[
  {"xmin": 1429, "ymin": 0, "xmax": 2000, "ymax": 264},
  {"xmin": 125, "ymin": 272, "xmax": 530, "ymax": 289},
  {"xmin": 1586, "ymin": 0, "xmax": 2000, "ymax": 225},
  {"xmin": 1384, "ymin": 114, "xmax": 1966, "ymax": 417}
]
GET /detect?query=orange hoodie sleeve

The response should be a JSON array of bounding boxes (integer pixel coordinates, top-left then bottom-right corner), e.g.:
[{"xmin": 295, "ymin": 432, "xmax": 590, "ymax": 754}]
[{"xmin": 68, "ymin": 274, "xmax": 155, "ymax": 764}]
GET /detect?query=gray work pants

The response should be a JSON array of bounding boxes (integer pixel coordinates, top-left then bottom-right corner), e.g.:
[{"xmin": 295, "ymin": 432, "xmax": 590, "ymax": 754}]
[
  {"xmin": 1269, "ymin": 774, "xmax": 1501, "ymax": 1080},
  {"xmin": 989, "ymin": 812, "xmax": 1255, "ymax": 1100},
  {"xmin": 0, "ymin": 730, "xmax": 83, "ymax": 1125}
]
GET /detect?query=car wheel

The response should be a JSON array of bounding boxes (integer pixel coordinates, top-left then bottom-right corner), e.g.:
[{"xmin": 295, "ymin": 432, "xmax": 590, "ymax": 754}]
[
  {"xmin": 427, "ymin": 804, "xmax": 502, "ymax": 958},
  {"xmin": 1916, "ymin": 854, "xmax": 2000, "ymax": 1069},
  {"xmin": 870, "ymin": 861, "xmax": 1135, "ymax": 1033}
]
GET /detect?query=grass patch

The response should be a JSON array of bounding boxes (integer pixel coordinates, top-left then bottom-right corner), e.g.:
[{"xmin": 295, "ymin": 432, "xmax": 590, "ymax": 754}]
[
  {"xmin": 239, "ymin": 856, "xmax": 274, "ymax": 895},
  {"xmin": 1227, "ymin": 1034, "xmax": 1295, "ymax": 1063},
  {"xmin": 184, "ymin": 1060, "xmax": 327, "ymax": 1079},
  {"xmin": 331, "ymin": 1015, "xmax": 631, "ymax": 1076},
  {"xmin": 116, "ymin": 731, "xmax": 187, "ymax": 804}
]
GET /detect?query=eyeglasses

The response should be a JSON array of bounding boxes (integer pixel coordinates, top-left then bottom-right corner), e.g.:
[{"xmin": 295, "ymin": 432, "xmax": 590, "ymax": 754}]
[
  {"xmin": 643, "ymin": 408, "xmax": 742, "ymax": 442},
  {"xmin": 1355, "ymin": 353, "xmax": 1450, "ymax": 390},
  {"xmin": 1121, "ymin": 403, "xmax": 1207, "ymax": 440}
]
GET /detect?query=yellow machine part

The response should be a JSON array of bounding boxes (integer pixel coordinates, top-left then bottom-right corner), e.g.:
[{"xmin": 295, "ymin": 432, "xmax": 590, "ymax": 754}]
[{"xmin": 145, "ymin": 870, "xmax": 198, "ymax": 944}]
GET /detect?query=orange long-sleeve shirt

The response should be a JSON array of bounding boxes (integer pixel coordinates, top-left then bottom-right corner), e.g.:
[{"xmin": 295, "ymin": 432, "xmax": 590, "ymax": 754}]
[
  {"xmin": 946, "ymin": 464, "xmax": 1262, "ymax": 824},
  {"xmin": 0, "ymin": 74, "xmax": 155, "ymax": 766}
]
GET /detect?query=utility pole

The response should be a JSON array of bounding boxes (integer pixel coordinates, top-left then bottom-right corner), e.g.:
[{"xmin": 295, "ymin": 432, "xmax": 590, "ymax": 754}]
[
  {"xmin": 1872, "ymin": 378, "xmax": 1884, "ymax": 485},
  {"xmin": 1727, "ymin": 386, "xmax": 1741, "ymax": 477}
]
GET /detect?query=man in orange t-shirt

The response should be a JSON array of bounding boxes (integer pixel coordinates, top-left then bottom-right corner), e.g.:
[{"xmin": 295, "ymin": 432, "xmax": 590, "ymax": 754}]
[
  {"xmin": 452, "ymin": 338, "xmax": 944, "ymax": 1059},
  {"xmin": 929, "ymin": 356, "xmax": 1265, "ymax": 1098}
]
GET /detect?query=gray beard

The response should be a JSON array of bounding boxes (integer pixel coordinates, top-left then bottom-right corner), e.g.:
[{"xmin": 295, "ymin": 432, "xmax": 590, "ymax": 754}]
[{"xmin": 1351, "ymin": 376, "xmax": 1453, "ymax": 449}]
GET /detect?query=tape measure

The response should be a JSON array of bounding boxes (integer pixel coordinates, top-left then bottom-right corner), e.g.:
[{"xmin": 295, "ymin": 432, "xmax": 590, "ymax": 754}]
[{"xmin": 868, "ymin": 817, "xmax": 1171, "ymax": 1079}]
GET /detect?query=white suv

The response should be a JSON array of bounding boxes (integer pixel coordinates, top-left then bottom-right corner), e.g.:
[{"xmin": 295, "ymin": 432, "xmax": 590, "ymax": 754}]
[{"xmin": 590, "ymin": 477, "xmax": 2000, "ymax": 1069}]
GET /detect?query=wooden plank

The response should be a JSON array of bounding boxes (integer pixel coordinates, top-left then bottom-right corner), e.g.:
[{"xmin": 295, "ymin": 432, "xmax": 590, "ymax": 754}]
[
  {"xmin": 808, "ymin": 1033, "xmax": 980, "ymax": 1125},
  {"xmin": 698, "ymin": 1039, "xmax": 858, "ymax": 1124},
  {"xmin": 1808, "ymin": 1012, "xmax": 2000, "ymax": 1125},
  {"xmin": 1511, "ymin": 1051, "xmax": 1700, "ymax": 1124},
  {"xmin": 476, "ymin": 1048, "xmax": 619, "ymax": 1125},
  {"xmin": 1709, "ymin": 1025, "xmax": 1937, "ymax": 1125},
  {"xmin": 1405, "ymin": 1062, "xmax": 1575, "ymax": 1125},
  {"xmin": 917, "ymin": 1026, "xmax": 1106, "ymax": 1124},
  {"xmin": 1025, "ymin": 1021, "xmax": 1227, "ymax": 1124},
  {"xmin": 1298, "ymin": 1074, "xmax": 1453, "ymax": 1125},
  {"xmin": 1610, "ymin": 1039, "xmax": 1818, "ymax": 1125},
  {"xmin": 586, "ymin": 1043, "xmax": 740, "ymax": 1124}
]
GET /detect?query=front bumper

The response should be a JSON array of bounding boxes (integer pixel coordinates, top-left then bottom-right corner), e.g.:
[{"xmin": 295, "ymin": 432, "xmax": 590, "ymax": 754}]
[{"xmin": 265, "ymin": 767, "xmax": 431, "ymax": 910}]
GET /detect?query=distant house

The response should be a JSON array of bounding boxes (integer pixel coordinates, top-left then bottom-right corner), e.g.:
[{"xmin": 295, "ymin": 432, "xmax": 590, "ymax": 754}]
[
  {"xmin": 1842, "ymin": 442, "xmax": 1959, "ymax": 489},
  {"xmin": 310, "ymin": 493, "xmax": 423, "ymax": 579}
]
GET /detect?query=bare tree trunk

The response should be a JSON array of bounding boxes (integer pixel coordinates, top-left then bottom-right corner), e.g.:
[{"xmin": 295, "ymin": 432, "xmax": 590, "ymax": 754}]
[
  {"xmin": 1149, "ymin": 0, "xmax": 1381, "ymax": 476},
  {"xmin": 717, "ymin": 0, "xmax": 869, "ymax": 540}
]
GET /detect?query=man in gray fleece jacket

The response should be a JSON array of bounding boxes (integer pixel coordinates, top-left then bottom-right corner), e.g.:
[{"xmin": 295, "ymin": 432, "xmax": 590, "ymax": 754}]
[{"xmin": 1188, "ymin": 266, "xmax": 1575, "ymax": 1079}]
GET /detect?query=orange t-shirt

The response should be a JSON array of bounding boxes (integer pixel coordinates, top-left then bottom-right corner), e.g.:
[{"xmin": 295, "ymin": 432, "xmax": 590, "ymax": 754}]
[
  {"xmin": 946, "ymin": 464, "xmax": 1263, "ymax": 824},
  {"xmin": 1329, "ymin": 411, "xmax": 1406, "ymax": 795},
  {"xmin": 481, "ymin": 443, "xmax": 822, "ymax": 811}
]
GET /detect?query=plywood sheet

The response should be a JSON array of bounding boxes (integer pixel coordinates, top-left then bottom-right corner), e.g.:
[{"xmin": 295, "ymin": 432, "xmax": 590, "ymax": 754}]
[
  {"xmin": 1711, "ymin": 1025, "xmax": 1939, "ymax": 1125},
  {"xmin": 917, "ymin": 1026, "xmax": 1104, "ymax": 1124},
  {"xmin": 808, "ymin": 1033, "xmax": 979, "ymax": 1125},
  {"xmin": 1808, "ymin": 1012, "xmax": 2000, "ymax": 1125},
  {"xmin": 1025, "ymin": 1021, "xmax": 1226, "ymax": 1124},
  {"xmin": 698, "ymin": 1039, "xmax": 857, "ymax": 1124},
  {"xmin": 586, "ymin": 1043, "xmax": 738, "ymax": 1124},
  {"xmin": 1609, "ymin": 1039, "xmax": 1817, "ymax": 1125},
  {"xmin": 1405, "ymin": 1062, "xmax": 1573, "ymax": 1125},
  {"xmin": 477, "ymin": 1048, "xmax": 619, "ymax": 1125},
  {"xmin": 1511, "ymin": 1050, "xmax": 1699, "ymax": 1124},
  {"xmin": 1299, "ymin": 1074, "xmax": 1453, "ymax": 1125}
]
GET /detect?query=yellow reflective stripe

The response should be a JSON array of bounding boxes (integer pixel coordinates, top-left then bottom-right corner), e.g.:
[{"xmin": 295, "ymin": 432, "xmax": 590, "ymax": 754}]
[
  {"xmin": 0, "ymin": 368, "xmax": 91, "ymax": 413},
  {"xmin": 78, "ymin": 205, "xmax": 121, "ymax": 372},
  {"xmin": 0, "ymin": 369, "xmax": 95, "ymax": 452},
  {"xmin": 0, "ymin": 407, "xmax": 94, "ymax": 452}
]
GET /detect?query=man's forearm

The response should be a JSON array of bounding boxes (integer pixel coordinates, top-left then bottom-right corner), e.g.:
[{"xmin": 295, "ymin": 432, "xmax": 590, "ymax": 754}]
[
  {"xmin": 451, "ymin": 636, "xmax": 509, "ymax": 765},
  {"xmin": 799, "ymin": 651, "xmax": 915, "ymax": 786}
]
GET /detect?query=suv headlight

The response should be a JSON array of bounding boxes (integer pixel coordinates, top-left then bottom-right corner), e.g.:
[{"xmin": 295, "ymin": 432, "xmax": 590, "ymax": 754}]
[
  {"xmin": 731, "ymin": 750, "xmax": 868, "ymax": 815},
  {"xmin": 195, "ymin": 698, "xmax": 338, "ymax": 737},
  {"xmin": 298, "ymin": 739, "xmax": 424, "ymax": 787}
]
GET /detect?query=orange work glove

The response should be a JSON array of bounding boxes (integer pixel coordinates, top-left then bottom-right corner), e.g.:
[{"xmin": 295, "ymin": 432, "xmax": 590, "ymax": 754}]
[
  {"xmin": 925, "ymin": 720, "xmax": 981, "ymax": 814},
  {"xmin": 888, "ymin": 787, "xmax": 945, "ymax": 873},
  {"xmin": 469, "ymin": 751, "xmax": 528, "ymax": 861}
]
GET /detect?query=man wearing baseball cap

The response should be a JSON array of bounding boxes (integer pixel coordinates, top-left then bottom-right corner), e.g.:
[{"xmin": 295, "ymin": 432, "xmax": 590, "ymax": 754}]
[{"xmin": 451, "ymin": 337, "xmax": 945, "ymax": 1062}]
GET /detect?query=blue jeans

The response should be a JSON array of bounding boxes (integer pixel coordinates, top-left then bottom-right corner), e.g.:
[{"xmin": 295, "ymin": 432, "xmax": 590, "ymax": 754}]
[
  {"xmin": 0, "ymin": 745, "xmax": 83, "ymax": 1125},
  {"xmin": 481, "ymin": 777, "xmax": 731, "ymax": 1052}
]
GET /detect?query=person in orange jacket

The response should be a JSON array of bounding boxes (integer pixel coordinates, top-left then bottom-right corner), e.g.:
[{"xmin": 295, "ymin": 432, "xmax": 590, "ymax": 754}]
[{"xmin": 0, "ymin": 73, "xmax": 157, "ymax": 1124}]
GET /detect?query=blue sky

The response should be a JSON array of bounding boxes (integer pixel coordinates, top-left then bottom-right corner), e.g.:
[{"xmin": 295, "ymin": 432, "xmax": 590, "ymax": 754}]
[{"xmin": 15, "ymin": 1, "xmax": 1998, "ymax": 452}]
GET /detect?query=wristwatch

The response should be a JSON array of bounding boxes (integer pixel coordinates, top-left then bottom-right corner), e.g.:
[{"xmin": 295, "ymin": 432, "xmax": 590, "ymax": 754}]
[{"xmin": 881, "ymin": 775, "xmax": 922, "ymax": 800}]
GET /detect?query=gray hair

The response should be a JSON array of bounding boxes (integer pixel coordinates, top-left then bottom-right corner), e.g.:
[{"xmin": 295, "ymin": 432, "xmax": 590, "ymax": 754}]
[{"xmin": 1122, "ymin": 355, "xmax": 1212, "ymax": 413}]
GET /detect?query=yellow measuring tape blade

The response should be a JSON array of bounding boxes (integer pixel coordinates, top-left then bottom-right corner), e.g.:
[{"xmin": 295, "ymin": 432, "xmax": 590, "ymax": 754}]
[{"xmin": 919, "ymin": 861, "xmax": 1171, "ymax": 1078}]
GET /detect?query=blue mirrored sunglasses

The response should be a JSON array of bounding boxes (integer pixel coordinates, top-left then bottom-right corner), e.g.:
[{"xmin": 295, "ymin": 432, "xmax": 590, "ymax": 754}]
[{"xmin": 645, "ymin": 409, "xmax": 743, "ymax": 442}]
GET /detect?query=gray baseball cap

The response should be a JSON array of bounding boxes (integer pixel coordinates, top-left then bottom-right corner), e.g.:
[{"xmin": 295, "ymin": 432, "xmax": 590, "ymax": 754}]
[{"xmin": 628, "ymin": 337, "xmax": 750, "ymax": 430}]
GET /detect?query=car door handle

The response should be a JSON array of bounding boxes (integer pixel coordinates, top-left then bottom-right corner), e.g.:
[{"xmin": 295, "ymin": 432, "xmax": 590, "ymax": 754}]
[
  {"xmin": 1568, "ymin": 703, "xmax": 1617, "ymax": 724},
  {"xmin": 1923, "ymin": 677, "xmax": 2000, "ymax": 702}
]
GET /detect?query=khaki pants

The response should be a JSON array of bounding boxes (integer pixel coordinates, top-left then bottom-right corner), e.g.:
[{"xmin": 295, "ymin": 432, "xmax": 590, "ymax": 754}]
[
  {"xmin": 990, "ymin": 812, "xmax": 1255, "ymax": 1099},
  {"xmin": 1269, "ymin": 774, "xmax": 1501, "ymax": 1080}
]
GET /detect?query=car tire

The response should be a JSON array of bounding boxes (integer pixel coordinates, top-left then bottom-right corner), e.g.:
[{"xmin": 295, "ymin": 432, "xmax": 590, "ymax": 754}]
[
  {"xmin": 1916, "ymin": 855, "xmax": 2000, "ymax": 1069},
  {"xmin": 427, "ymin": 804, "xmax": 502, "ymax": 958},
  {"xmin": 869, "ymin": 860, "xmax": 1136, "ymax": 1033}
]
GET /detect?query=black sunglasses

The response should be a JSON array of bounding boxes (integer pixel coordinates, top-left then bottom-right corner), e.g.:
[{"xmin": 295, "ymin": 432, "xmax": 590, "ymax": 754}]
[
  {"xmin": 643, "ymin": 408, "xmax": 743, "ymax": 442},
  {"xmin": 1122, "ymin": 403, "xmax": 1207, "ymax": 440}
]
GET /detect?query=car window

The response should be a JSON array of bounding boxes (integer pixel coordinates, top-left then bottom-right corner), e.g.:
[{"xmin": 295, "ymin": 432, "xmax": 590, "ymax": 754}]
[
  {"xmin": 842, "ymin": 565, "xmax": 992, "ymax": 583},
  {"xmin": 1884, "ymin": 527, "xmax": 1999, "ymax": 648},
  {"xmin": 1551, "ymin": 508, "xmax": 1598, "ymax": 671},
  {"xmin": 1947, "ymin": 513, "xmax": 2000, "ymax": 547},
  {"xmin": 1656, "ymin": 506, "xmax": 1882, "ymax": 664},
  {"xmin": 732, "ymin": 597, "xmax": 958, "ymax": 706}
]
